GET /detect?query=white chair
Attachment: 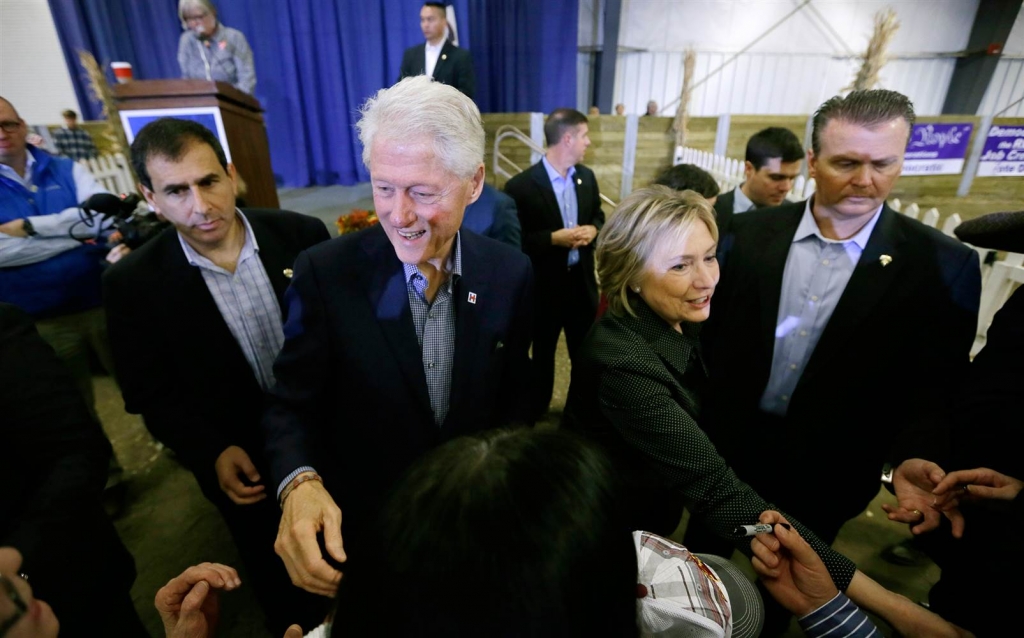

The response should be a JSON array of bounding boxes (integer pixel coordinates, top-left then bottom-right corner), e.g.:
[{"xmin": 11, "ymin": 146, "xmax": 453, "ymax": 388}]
[
  {"xmin": 921, "ymin": 208, "xmax": 940, "ymax": 228},
  {"xmin": 903, "ymin": 202, "xmax": 920, "ymax": 220},
  {"xmin": 79, "ymin": 153, "xmax": 135, "ymax": 195}
]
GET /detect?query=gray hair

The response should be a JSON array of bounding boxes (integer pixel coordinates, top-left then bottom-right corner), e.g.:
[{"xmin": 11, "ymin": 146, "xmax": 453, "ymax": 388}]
[
  {"xmin": 356, "ymin": 76, "xmax": 484, "ymax": 179},
  {"xmin": 179, "ymin": 0, "xmax": 217, "ymax": 25},
  {"xmin": 597, "ymin": 185, "xmax": 719, "ymax": 318},
  {"xmin": 811, "ymin": 89, "xmax": 915, "ymax": 154}
]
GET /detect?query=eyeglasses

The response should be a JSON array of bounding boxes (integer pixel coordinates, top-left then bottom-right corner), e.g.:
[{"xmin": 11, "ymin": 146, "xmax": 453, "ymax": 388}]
[
  {"xmin": 0, "ymin": 121, "xmax": 22, "ymax": 134},
  {"xmin": 184, "ymin": 12, "xmax": 209, "ymax": 24},
  {"xmin": 0, "ymin": 573, "xmax": 28, "ymax": 638}
]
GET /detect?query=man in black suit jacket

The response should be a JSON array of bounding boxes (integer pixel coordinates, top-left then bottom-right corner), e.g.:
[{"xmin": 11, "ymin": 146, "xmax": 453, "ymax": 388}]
[
  {"xmin": 713, "ymin": 126, "xmax": 804, "ymax": 235},
  {"xmin": 694, "ymin": 91, "xmax": 981, "ymax": 558},
  {"xmin": 461, "ymin": 182, "xmax": 521, "ymax": 248},
  {"xmin": 104, "ymin": 119, "xmax": 328, "ymax": 633},
  {"xmin": 504, "ymin": 108, "xmax": 604, "ymax": 418},
  {"xmin": 398, "ymin": 2, "xmax": 475, "ymax": 99},
  {"xmin": 268, "ymin": 75, "xmax": 533, "ymax": 598},
  {"xmin": 0, "ymin": 303, "xmax": 145, "ymax": 636}
]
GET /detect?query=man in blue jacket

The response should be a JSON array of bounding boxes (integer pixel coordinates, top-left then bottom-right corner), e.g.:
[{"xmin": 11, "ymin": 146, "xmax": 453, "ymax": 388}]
[{"xmin": 0, "ymin": 96, "xmax": 118, "ymax": 419}]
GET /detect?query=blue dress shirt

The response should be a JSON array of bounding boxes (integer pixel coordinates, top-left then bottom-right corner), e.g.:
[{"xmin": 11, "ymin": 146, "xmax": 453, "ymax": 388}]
[
  {"xmin": 541, "ymin": 156, "xmax": 580, "ymax": 266},
  {"xmin": 759, "ymin": 199, "xmax": 882, "ymax": 415}
]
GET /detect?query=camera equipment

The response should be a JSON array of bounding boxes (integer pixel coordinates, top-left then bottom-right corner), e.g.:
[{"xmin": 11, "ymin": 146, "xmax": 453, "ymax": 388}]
[{"xmin": 73, "ymin": 193, "xmax": 170, "ymax": 250}]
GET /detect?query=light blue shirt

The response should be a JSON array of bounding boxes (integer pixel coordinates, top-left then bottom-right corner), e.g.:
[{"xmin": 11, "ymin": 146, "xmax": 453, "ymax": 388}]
[
  {"xmin": 178, "ymin": 210, "xmax": 284, "ymax": 391},
  {"xmin": 732, "ymin": 184, "xmax": 756, "ymax": 214},
  {"xmin": 542, "ymin": 156, "xmax": 580, "ymax": 266},
  {"xmin": 759, "ymin": 199, "xmax": 882, "ymax": 415}
]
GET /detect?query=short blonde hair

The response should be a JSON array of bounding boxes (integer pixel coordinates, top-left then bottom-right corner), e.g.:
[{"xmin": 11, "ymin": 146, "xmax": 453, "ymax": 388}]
[
  {"xmin": 597, "ymin": 185, "xmax": 719, "ymax": 317},
  {"xmin": 356, "ymin": 75, "xmax": 484, "ymax": 179}
]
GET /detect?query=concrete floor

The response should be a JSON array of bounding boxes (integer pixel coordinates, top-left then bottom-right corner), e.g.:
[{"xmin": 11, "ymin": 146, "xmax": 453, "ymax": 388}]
[{"xmin": 98, "ymin": 184, "xmax": 944, "ymax": 636}]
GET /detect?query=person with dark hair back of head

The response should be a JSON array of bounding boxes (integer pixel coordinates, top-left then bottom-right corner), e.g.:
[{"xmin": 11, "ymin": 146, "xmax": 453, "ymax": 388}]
[
  {"xmin": 398, "ymin": 2, "xmax": 476, "ymax": 99},
  {"xmin": 698, "ymin": 89, "xmax": 980, "ymax": 636},
  {"xmin": 105, "ymin": 117, "xmax": 330, "ymax": 634},
  {"xmin": 52, "ymin": 109, "xmax": 99, "ymax": 161},
  {"xmin": 653, "ymin": 164, "xmax": 721, "ymax": 204},
  {"xmin": 505, "ymin": 107, "xmax": 604, "ymax": 419},
  {"xmin": 713, "ymin": 127, "xmax": 804, "ymax": 234}
]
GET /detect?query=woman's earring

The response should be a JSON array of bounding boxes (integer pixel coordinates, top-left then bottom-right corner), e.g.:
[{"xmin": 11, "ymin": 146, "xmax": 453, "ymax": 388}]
[{"xmin": 633, "ymin": 287, "xmax": 641, "ymax": 293}]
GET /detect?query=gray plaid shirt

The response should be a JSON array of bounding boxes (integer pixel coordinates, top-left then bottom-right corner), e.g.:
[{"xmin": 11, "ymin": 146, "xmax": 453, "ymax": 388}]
[{"xmin": 403, "ymin": 233, "xmax": 462, "ymax": 426}]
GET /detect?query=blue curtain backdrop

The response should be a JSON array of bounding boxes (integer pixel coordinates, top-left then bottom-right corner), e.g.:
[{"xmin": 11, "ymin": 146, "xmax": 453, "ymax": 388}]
[{"xmin": 47, "ymin": 0, "xmax": 578, "ymax": 187}]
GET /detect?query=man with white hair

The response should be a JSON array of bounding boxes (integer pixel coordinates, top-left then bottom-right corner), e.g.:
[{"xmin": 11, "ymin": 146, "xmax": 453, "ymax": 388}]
[
  {"xmin": 177, "ymin": 0, "xmax": 256, "ymax": 95},
  {"xmin": 264, "ymin": 75, "xmax": 534, "ymax": 596}
]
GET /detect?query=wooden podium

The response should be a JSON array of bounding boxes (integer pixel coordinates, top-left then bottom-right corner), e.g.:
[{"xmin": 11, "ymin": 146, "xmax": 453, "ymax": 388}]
[{"xmin": 113, "ymin": 80, "xmax": 279, "ymax": 208}]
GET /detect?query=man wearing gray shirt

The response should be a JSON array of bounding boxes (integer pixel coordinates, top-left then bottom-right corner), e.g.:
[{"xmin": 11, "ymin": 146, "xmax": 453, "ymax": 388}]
[
  {"xmin": 694, "ymin": 90, "xmax": 980, "ymax": 560},
  {"xmin": 103, "ymin": 118, "xmax": 327, "ymax": 634}
]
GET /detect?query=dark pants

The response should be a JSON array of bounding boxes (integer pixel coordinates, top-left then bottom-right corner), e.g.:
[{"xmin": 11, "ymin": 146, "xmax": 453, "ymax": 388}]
[
  {"xmin": 205, "ymin": 484, "xmax": 329, "ymax": 635},
  {"xmin": 531, "ymin": 265, "xmax": 596, "ymax": 417}
]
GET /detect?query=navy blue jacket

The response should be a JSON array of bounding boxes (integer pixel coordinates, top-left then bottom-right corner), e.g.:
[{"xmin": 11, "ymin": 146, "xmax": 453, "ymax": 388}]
[{"xmin": 461, "ymin": 183, "xmax": 521, "ymax": 249}]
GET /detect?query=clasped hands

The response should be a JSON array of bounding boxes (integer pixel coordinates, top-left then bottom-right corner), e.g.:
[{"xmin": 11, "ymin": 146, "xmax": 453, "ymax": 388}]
[
  {"xmin": 551, "ymin": 225, "xmax": 597, "ymax": 249},
  {"xmin": 882, "ymin": 458, "xmax": 1023, "ymax": 537}
]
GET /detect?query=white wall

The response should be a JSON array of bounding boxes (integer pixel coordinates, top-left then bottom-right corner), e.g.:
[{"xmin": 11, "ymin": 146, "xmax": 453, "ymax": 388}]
[
  {"xmin": 596, "ymin": 0, "xmax": 984, "ymax": 116},
  {"xmin": 0, "ymin": 0, "xmax": 81, "ymax": 124}
]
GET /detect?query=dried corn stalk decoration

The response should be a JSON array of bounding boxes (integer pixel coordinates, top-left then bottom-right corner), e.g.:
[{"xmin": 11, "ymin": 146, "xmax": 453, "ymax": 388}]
[
  {"xmin": 846, "ymin": 8, "xmax": 900, "ymax": 92},
  {"xmin": 77, "ymin": 50, "xmax": 130, "ymax": 157},
  {"xmin": 673, "ymin": 49, "xmax": 697, "ymax": 147}
]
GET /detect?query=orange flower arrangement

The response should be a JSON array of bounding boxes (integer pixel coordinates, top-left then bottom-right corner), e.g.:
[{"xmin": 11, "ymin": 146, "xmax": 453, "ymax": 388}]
[{"xmin": 336, "ymin": 209, "xmax": 379, "ymax": 235}]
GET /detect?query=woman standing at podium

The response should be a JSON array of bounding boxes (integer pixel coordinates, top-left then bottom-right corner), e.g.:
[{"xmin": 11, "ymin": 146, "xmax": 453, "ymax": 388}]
[{"xmin": 177, "ymin": 0, "xmax": 256, "ymax": 95}]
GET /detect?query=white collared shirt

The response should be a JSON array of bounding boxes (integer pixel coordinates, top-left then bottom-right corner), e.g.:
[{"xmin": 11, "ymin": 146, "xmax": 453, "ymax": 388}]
[{"xmin": 425, "ymin": 40, "xmax": 444, "ymax": 78}]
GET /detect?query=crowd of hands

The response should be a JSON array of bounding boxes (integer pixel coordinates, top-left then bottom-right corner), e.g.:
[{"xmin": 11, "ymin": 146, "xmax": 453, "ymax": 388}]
[{"xmin": 143, "ymin": 457, "xmax": 1023, "ymax": 638}]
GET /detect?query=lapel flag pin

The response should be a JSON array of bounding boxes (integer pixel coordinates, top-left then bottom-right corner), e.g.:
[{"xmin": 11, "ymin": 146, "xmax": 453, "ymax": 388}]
[
  {"xmin": 441, "ymin": 54, "xmax": 447, "ymax": 60},
  {"xmin": 283, "ymin": 268, "xmax": 294, "ymax": 279},
  {"xmin": 468, "ymin": 292, "xmax": 477, "ymax": 304},
  {"xmin": 879, "ymin": 255, "xmax": 892, "ymax": 267}
]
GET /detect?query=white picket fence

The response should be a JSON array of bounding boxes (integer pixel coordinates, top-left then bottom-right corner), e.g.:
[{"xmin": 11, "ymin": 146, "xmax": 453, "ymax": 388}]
[
  {"xmin": 79, "ymin": 153, "xmax": 136, "ymax": 196},
  {"xmin": 675, "ymin": 146, "xmax": 816, "ymax": 201}
]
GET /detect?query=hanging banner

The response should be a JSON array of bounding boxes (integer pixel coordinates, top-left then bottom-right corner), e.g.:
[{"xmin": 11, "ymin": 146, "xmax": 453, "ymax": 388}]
[
  {"xmin": 977, "ymin": 124, "xmax": 1024, "ymax": 177},
  {"xmin": 901, "ymin": 123, "xmax": 973, "ymax": 175}
]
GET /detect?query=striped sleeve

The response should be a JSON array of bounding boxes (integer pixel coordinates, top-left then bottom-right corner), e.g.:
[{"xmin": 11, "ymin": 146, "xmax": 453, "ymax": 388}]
[{"xmin": 799, "ymin": 593, "xmax": 878, "ymax": 638}]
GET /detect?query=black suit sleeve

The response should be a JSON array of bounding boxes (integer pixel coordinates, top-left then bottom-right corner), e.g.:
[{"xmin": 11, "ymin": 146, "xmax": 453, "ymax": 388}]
[
  {"xmin": 496, "ymin": 259, "xmax": 535, "ymax": 426},
  {"xmin": 0, "ymin": 304, "xmax": 112, "ymax": 561},
  {"xmin": 454, "ymin": 49, "xmax": 476, "ymax": 99},
  {"xmin": 586, "ymin": 171, "xmax": 605, "ymax": 232},
  {"xmin": 504, "ymin": 174, "xmax": 553, "ymax": 256},
  {"xmin": 262, "ymin": 250, "xmax": 333, "ymax": 487},
  {"xmin": 103, "ymin": 267, "xmax": 233, "ymax": 479},
  {"xmin": 491, "ymin": 191, "xmax": 522, "ymax": 249}
]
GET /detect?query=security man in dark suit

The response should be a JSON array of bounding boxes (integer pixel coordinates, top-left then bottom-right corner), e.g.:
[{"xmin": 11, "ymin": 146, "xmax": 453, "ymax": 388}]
[
  {"xmin": 693, "ymin": 88, "xmax": 981, "ymax": 573},
  {"xmin": 398, "ymin": 2, "xmax": 476, "ymax": 99},
  {"xmin": 713, "ymin": 126, "xmax": 804, "ymax": 235},
  {"xmin": 103, "ymin": 118, "xmax": 329, "ymax": 634},
  {"xmin": 504, "ymin": 108, "xmax": 605, "ymax": 419}
]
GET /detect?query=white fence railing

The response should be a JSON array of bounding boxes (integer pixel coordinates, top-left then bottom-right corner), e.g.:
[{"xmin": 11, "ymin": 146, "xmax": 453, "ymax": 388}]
[{"xmin": 79, "ymin": 153, "xmax": 135, "ymax": 196}]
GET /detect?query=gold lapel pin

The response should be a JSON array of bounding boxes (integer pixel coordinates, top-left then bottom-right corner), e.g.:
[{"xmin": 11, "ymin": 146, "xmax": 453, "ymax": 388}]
[
  {"xmin": 879, "ymin": 255, "xmax": 892, "ymax": 267},
  {"xmin": 441, "ymin": 54, "xmax": 447, "ymax": 60},
  {"xmin": 283, "ymin": 268, "xmax": 294, "ymax": 279}
]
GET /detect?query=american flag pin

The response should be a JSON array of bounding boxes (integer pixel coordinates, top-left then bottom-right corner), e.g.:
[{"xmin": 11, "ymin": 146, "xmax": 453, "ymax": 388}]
[
  {"xmin": 468, "ymin": 292, "xmax": 477, "ymax": 304},
  {"xmin": 283, "ymin": 268, "xmax": 294, "ymax": 279},
  {"xmin": 879, "ymin": 255, "xmax": 892, "ymax": 267}
]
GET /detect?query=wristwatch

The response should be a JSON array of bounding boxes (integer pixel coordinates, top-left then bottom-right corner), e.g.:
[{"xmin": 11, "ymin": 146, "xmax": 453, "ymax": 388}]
[{"xmin": 22, "ymin": 218, "xmax": 38, "ymax": 237}]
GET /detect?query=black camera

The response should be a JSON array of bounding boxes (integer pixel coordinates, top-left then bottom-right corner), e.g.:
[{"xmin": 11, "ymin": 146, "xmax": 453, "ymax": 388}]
[{"xmin": 78, "ymin": 193, "xmax": 171, "ymax": 250}]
